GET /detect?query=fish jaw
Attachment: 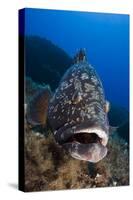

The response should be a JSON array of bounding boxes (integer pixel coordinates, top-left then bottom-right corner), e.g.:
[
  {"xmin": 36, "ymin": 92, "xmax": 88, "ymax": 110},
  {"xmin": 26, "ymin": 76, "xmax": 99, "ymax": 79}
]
[
  {"xmin": 59, "ymin": 125, "xmax": 109, "ymax": 163},
  {"xmin": 63, "ymin": 142, "xmax": 107, "ymax": 163}
]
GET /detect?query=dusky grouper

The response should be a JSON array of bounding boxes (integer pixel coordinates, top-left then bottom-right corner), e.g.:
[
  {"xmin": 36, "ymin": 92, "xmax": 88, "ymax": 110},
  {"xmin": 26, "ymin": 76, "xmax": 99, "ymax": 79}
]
[{"xmin": 27, "ymin": 49, "xmax": 111, "ymax": 163}]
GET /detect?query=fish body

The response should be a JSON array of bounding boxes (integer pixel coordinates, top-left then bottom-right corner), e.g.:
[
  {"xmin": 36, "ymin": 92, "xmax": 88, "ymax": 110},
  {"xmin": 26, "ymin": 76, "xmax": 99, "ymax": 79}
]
[
  {"xmin": 27, "ymin": 49, "xmax": 110, "ymax": 163},
  {"xmin": 48, "ymin": 49, "xmax": 109, "ymax": 162}
]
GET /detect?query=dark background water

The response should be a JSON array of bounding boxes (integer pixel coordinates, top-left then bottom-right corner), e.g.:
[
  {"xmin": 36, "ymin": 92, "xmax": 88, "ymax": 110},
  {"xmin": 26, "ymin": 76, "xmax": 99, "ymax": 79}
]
[{"xmin": 23, "ymin": 8, "xmax": 129, "ymax": 110}]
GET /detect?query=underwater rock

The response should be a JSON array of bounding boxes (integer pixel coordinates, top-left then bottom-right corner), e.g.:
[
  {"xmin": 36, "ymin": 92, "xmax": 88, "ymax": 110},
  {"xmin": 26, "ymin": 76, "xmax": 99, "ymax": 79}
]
[
  {"xmin": 23, "ymin": 36, "xmax": 73, "ymax": 90},
  {"xmin": 108, "ymin": 104, "xmax": 129, "ymax": 142},
  {"xmin": 117, "ymin": 120, "xmax": 129, "ymax": 143},
  {"xmin": 108, "ymin": 104, "xmax": 129, "ymax": 127}
]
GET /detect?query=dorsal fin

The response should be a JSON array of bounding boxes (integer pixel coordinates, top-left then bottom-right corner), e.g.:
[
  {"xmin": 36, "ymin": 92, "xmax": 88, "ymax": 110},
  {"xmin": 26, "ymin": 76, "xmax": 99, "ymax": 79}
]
[{"xmin": 73, "ymin": 48, "xmax": 87, "ymax": 64}]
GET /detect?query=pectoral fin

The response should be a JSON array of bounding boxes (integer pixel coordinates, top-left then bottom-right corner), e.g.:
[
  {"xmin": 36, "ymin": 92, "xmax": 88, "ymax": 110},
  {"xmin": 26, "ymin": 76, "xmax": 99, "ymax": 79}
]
[
  {"xmin": 104, "ymin": 100, "xmax": 110, "ymax": 113},
  {"xmin": 109, "ymin": 126, "xmax": 118, "ymax": 134},
  {"xmin": 27, "ymin": 85, "xmax": 52, "ymax": 126}
]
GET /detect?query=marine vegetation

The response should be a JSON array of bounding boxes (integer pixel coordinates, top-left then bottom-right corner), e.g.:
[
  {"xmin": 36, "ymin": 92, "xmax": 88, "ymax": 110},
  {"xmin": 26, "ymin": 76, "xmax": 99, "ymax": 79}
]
[{"xmin": 24, "ymin": 77, "xmax": 129, "ymax": 192}]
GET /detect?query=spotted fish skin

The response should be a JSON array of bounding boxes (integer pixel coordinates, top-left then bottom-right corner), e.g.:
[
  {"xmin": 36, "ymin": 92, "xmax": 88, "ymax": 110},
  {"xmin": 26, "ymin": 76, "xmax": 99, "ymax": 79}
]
[
  {"xmin": 48, "ymin": 59, "xmax": 108, "ymax": 139},
  {"xmin": 48, "ymin": 50, "xmax": 109, "ymax": 162}
]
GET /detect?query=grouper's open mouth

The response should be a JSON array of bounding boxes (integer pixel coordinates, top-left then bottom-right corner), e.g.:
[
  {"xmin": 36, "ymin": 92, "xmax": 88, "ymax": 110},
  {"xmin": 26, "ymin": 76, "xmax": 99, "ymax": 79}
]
[{"xmin": 61, "ymin": 127, "xmax": 108, "ymax": 163}]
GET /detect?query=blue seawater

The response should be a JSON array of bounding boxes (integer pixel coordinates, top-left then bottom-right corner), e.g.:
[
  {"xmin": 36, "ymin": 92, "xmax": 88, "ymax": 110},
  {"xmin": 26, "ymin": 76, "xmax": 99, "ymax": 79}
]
[{"xmin": 23, "ymin": 8, "xmax": 129, "ymax": 110}]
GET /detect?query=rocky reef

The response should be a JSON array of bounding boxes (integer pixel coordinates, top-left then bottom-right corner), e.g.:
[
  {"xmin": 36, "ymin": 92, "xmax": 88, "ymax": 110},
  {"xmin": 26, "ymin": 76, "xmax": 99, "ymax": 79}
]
[
  {"xmin": 24, "ymin": 36, "xmax": 73, "ymax": 90},
  {"xmin": 108, "ymin": 104, "xmax": 129, "ymax": 143},
  {"xmin": 24, "ymin": 78, "xmax": 129, "ymax": 192}
]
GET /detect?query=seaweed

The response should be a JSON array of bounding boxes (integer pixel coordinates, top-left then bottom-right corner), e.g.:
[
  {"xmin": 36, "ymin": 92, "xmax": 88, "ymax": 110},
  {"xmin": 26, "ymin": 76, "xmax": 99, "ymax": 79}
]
[{"xmin": 24, "ymin": 127, "xmax": 129, "ymax": 191}]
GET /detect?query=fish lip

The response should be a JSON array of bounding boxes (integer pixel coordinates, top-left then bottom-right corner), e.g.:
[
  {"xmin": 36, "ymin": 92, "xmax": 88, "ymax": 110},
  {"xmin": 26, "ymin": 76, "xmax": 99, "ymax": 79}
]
[
  {"xmin": 73, "ymin": 127, "xmax": 108, "ymax": 146},
  {"xmin": 55, "ymin": 123, "xmax": 108, "ymax": 147},
  {"xmin": 62, "ymin": 141, "xmax": 108, "ymax": 162}
]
